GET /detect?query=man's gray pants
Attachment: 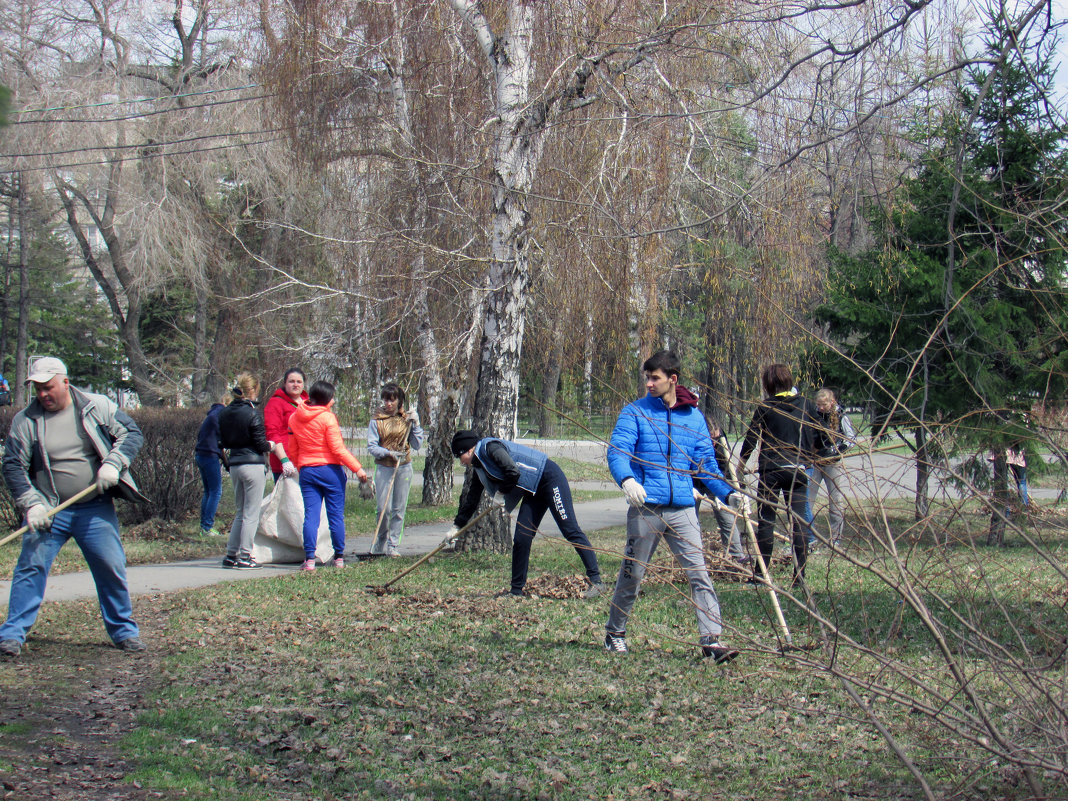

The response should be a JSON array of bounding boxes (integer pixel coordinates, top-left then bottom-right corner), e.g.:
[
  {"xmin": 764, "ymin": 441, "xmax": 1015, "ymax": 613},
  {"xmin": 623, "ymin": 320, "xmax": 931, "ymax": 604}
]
[{"xmin": 606, "ymin": 505, "xmax": 724, "ymax": 641}]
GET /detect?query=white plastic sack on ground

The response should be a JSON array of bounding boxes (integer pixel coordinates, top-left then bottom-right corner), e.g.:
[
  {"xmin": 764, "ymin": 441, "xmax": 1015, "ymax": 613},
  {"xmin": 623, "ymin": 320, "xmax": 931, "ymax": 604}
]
[{"xmin": 252, "ymin": 475, "xmax": 334, "ymax": 564}]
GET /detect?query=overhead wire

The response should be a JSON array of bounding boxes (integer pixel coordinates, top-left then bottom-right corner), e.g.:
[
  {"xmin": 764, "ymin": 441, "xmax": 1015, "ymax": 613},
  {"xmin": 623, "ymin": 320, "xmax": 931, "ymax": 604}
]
[{"xmin": 9, "ymin": 83, "xmax": 265, "ymax": 118}]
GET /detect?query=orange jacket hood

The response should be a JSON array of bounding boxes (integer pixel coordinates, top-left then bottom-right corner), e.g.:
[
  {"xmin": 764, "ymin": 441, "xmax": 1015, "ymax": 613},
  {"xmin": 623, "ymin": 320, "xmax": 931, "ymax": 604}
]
[{"xmin": 287, "ymin": 402, "xmax": 365, "ymax": 476}]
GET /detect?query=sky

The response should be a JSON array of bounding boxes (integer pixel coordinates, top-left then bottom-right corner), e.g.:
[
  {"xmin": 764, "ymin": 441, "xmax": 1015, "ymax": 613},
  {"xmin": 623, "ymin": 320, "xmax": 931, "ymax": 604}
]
[{"xmin": 1055, "ymin": 0, "xmax": 1068, "ymax": 102}]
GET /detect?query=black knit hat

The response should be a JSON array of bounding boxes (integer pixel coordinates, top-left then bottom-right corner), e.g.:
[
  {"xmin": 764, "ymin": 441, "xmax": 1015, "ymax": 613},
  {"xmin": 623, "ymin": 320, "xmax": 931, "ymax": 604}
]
[{"xmin": 451, "ymin": 430, "xmax": 479, "ymax": 457}]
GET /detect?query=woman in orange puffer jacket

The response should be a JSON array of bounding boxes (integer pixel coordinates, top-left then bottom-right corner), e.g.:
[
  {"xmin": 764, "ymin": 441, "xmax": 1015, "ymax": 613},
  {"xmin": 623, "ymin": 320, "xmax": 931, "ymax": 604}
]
[{"xmin": 287, "ymin": 380, "xmax": 370, "ymax": 571}]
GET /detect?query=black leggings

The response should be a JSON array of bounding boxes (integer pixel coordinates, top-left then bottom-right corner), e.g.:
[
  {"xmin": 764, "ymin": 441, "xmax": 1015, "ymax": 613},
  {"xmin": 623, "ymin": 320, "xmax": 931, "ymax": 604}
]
[
  {"xmin": 511, "ymin": 460, "xmax": 600, "ymax": 592},
  {"xmin": 755, "ymin": 467, "xmax": 813, "ymax": 580}
]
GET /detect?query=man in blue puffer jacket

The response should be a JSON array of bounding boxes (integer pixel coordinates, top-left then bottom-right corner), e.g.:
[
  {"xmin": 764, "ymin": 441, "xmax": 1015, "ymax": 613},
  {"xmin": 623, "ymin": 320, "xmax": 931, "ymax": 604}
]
[{"xmin": 604, "ymin": 349, "xmax": 739, "ymax": 664}]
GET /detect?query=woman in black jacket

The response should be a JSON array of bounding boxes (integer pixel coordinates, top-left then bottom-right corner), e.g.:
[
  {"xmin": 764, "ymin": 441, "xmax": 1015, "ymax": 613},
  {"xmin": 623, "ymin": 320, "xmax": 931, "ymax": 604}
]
[
  {"xmin": 737, "ymin": 364, "xmax": 819, "ymax": 585},
  {"xmin": 217, "ymin": 373, "xmax": 272, "ymax": 569}
]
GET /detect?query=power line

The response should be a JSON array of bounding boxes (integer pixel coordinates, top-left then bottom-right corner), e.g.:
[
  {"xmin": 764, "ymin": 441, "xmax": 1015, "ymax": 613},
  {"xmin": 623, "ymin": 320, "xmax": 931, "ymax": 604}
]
[
  {"xmin": 1, "ymin": 123, "xmax": 294, "ymax": 159},
  {"xmin": 7, "ymin": 92, "xmax": 275, "ymax": 126},
  {"xmin": 11, "ymin": 83, "xmax": 264, "ymax": 117}
]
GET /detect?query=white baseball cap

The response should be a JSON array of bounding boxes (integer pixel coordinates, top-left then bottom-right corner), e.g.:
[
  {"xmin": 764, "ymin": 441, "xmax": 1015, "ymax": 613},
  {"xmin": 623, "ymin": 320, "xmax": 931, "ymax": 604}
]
[{"xmin": 26, "ymin": 357, "xmax": 68, "ymax": 385}]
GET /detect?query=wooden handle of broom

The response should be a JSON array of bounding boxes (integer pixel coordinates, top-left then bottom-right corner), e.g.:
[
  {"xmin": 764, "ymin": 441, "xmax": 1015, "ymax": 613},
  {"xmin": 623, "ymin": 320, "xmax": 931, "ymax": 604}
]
[
  {"xmin": 719, "ymin": 436, "xmax": 793, "ymax": 646},
  {"xmin": 0, "ymin": 484, "xmax": 99, "ymax": 548}
]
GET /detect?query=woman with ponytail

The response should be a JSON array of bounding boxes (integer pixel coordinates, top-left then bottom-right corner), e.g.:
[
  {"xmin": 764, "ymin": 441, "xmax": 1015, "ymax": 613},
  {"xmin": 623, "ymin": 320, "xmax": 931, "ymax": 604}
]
[{"xmin": 217, "ymin": 373, "xmax": 272, "ymax": 569}]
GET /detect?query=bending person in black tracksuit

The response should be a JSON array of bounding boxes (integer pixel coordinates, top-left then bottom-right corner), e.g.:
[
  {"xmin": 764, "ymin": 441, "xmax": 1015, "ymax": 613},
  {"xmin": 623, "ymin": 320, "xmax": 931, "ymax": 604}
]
[
  {"xmin": 737, "ymin": 364, "xmax": 819, "ymax": 585},
  {"xmin": 447, "ymin": 431, "xmax": 604, "ymax": 599}
]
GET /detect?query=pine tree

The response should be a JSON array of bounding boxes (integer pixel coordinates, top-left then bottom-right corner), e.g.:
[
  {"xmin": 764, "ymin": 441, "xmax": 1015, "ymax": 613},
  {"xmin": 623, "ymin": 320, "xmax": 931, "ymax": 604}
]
[{"xmin": 816, "ymin": 16, "xmax": 1068, "ymax": 520}]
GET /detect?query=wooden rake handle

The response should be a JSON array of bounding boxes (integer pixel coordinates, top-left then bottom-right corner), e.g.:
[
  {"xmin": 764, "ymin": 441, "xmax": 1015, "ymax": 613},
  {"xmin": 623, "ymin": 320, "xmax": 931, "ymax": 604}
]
[
  {"xmin": 375, "ymin": 502, "xmax": 498, "ymax": 591},
  {"xmin": 0, "ymin": 484, "xmax": 99, "ymax": 548}
]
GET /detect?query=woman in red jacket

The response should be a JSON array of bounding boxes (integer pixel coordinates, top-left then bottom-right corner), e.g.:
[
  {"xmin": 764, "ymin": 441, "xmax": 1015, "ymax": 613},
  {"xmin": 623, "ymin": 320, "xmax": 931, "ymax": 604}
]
[
  {"xmin": 263, "ymin": 368, "xmax": 307, "ymax": 481},
  {"xmin": 287, "ymin": 381, "xmax": 370, "ymax": 571}
]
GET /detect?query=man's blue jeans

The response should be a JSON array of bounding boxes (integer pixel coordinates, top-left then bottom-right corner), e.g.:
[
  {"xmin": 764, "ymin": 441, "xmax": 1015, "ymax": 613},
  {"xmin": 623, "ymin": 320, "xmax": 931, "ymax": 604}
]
[
  {"xmin": 0, "ymin": 496, "xmax": 139, "ymax": 645},
  {"xmin": 195, "ymin": 452, "xmax": 223, "ymax": 532}
]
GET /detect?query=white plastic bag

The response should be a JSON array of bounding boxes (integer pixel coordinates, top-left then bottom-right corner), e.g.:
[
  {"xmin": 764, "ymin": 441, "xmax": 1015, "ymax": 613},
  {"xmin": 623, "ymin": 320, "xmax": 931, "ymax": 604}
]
[{"xmin": 252, "ymin": 475, "xmax": 334, "ymax": 564}]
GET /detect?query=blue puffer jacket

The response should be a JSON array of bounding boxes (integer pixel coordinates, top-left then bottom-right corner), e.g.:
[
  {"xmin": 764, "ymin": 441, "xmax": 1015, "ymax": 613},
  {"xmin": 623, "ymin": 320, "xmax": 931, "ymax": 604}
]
[{"xmin": 608, "ymin": 387, "xmax": 732, "ymax": 506}]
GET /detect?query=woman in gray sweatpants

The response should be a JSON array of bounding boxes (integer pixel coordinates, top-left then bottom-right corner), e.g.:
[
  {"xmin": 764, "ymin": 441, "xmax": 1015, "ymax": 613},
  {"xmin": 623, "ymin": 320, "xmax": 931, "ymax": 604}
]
[{"xmin": 217, "ymin": 373, "xmax": 272, "ymax": 569}]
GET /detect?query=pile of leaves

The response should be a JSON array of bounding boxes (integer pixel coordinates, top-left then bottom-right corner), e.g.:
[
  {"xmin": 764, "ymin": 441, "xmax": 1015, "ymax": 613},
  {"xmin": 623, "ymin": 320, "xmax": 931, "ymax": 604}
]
[{"xmin": 522, "ymin": 574, "xmax": 590, "ymax": 598}]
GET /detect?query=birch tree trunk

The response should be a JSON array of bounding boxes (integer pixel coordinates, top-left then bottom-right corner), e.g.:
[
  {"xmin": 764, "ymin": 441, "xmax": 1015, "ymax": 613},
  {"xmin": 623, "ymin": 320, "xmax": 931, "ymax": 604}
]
[
  {"xmin": 381, "ymin": 2, "xmax": 467, "ymax": 505},
  {"xmin": 450, "ymin": 0, "xmax": 543, "ymax": 551}
]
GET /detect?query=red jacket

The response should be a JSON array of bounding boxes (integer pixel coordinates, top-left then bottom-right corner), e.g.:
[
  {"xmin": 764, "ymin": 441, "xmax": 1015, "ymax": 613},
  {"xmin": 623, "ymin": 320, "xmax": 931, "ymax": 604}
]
[
  {"xmin": 263, "ymin": 388, "xmax": 308, "ymax": 473},
  {"xmin": 287, "ymin": 402, "xmax": 366, "ymax": 478}
]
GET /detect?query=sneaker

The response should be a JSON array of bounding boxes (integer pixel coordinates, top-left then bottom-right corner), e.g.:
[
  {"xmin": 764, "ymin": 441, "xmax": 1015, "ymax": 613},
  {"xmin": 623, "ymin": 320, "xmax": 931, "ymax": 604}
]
[
  {"xmin": 116, "ymin": 636, "xmax": 147, "ymax": 653},
  {"xmin": 604, "ymin": 631, "xmax": 628, "ymax": 654},
  {"xmin": 701, "ymin": 641, "xmax": 739, "ymax": 664},
  {"xmin": 333, "ymin": 557, "xmax": 344, "ymax": 569},
  {"xmin": 233, "ymin": 556, "xmax": 262, "ymax": 570},
  {"xmin": 300, "ymin": 559, "xmax": 316, "ymax": 572},
  {"xmin": 222, "ymin": 555, "xmax": 238, "ymax": 568},
  {"xmin": 0, "ymin": 639, "xmax": 21, "ymax": 658},
  {"xmin": 201, "ymin": 527, "xmax": 221, "ymax": 537},
  {"xmin": 583, "ymin": 581, "xmax": 606, "ymax": 599},
  {"xmin": 387, "ymin": 548, "xmax": 400, "ymax": 558}
]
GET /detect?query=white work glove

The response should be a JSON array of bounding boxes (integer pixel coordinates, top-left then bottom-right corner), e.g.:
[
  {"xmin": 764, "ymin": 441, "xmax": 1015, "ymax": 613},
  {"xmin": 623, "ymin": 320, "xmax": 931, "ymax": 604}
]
[
  {"xmin": 692, "ymin": 487, "xmax": 705, "ymax": 502},
  {"xmin": 728, "ymin": 491, "xmax": 742, "ymax": 511},
  {"xmin": 26, "ymin": 504, "xmax": 51, "ymax": 532},
  {"xmin": 445, "ymin": 525, "xmax": 460, "ymax": 540},
  {"xmin": 281, "ymin": 460, "xmax": 298, "ymax": 478},
  {"xmin": 405, "ymin": 411, "xmax": 420, "ymax": 426},
  {"xmin": 622, "ymin": 477, "xmax": 646, "ymax": 507},
  {"xmin": 96, "ymin": 463, "xmax": 121, "ymax": 492},
  {"xmin": 488, "ymin": 491, "xmax": 506, "ymax": 509}
]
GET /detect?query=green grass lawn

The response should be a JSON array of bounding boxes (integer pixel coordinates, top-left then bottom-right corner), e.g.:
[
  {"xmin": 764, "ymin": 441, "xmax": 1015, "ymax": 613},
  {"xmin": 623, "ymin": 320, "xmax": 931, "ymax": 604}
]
[
  {"xmin": 4, "ymin": 503, "xmax": 1064, "ymax": 800},
  {"xmin": 3, "ymin": 468, "xmax": 1066, "ymax": 800},
  {"xmin": 116, "ymin": 527, "xmax": 1066, "ymax": 799}
]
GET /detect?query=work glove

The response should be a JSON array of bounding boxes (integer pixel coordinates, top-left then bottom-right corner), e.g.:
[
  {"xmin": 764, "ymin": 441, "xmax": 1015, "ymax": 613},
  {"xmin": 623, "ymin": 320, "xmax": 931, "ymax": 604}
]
[
  {"xmin": 358, "ymin": 478, "xmax": 375, "ymax": 500},
  {"xmin": 96, "ymin": 463, "xmax": 121, "ymax": 492},
  {"xmin": 488, "ymin": 491, "xmax": 506, "ymax": 509},
  {"xmin": 445, "ymin": 525, "xmax": 460, "ymax": 540},
  {"xmin": 405, "ymin": 411, "xmax": 420, "ymax": 426},
  {"xmin": 26, "ymin": 504, "xmax": 51, "ymax": 532},
  {"xmin": 281, "ymin": 459, "xmax": 298, "ymax": 478},
  {"xmin": 389, "ymin": 450, "xmax": 406, "ymax": 462},
  {"xmin": 692, "ymin": 487, "xmax": 705, "ymax": 502},
  {"xmin": 621, "ymin": 477, "xmax": 646, "ymax": 507}
]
